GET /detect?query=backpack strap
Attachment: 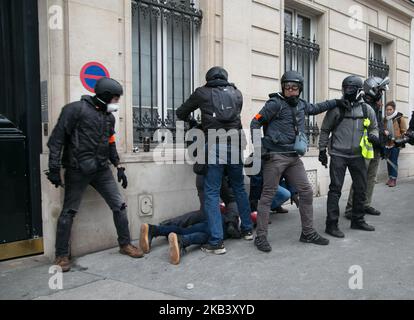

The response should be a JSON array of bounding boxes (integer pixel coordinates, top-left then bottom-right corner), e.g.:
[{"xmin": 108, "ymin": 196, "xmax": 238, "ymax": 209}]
[{"xmin": 362, "ymin": 103, "xmax": 368, "ymax": 120}]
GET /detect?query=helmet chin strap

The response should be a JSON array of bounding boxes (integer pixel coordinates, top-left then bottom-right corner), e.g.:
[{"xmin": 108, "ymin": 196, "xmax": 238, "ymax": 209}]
[{"xmin": 96, "ymin": 96, "xmax": 107, "ymax": 105}]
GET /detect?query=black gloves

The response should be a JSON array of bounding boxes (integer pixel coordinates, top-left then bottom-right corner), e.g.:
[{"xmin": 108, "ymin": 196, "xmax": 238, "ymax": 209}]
[
  {"xmin": 188, "ymin": 118, "xmax": 199, "ymax": 129},
  {"xmin": 335, "ymin": 99, "xmax": 351, "ymax": 109},
  {"xmin": 290, "ymin": 193, "xmax": 299, "ymax": 208},
  {"xmin": 318, "ymin": 150, "xmax": 328, "ymax": 168},
  {"xmin": 368, "ymin": 134, "xmax": 381, "ymax": 148},
  {"xmin": 46, "ymin": 169, "xmax": 63, "ymax": 188},
  {"xmin": 117, "ymin": 167, "xmax": 128, "ymax": 189}
]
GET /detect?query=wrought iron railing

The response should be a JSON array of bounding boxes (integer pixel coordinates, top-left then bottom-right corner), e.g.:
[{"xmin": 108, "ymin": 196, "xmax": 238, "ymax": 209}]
[
  {"xmin": 368, "ymin": 56, "xmax": 390, "ymax": 79},
  {"xmin": 131, "ymin": 0, "xmax": 202, "ymax": 145},
  {"xmin": 284, "ymin": 30, "xmax": 321, "ymax": 147}
]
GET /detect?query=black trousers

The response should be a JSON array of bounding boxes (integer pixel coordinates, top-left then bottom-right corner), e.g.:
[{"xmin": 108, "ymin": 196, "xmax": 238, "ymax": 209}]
[
  {"xmin": 327, "ymin": 155, "xmax": 367, "ymax": 226},
  {"xmin": 55, "ymin": 167, "xmax": 131, "ymax": 257}
]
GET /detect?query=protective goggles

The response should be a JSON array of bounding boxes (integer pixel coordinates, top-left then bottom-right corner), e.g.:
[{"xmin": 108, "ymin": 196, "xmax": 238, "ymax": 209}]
[{"xmin": 282, "ymin": 82, "xmax": 300, "ymax": 91}]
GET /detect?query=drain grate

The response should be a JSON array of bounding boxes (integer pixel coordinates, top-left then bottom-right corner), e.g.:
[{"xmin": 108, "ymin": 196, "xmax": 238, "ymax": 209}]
[{"xmin": 306, "ymin": 170, "xmax": 318, "ymax": 197}]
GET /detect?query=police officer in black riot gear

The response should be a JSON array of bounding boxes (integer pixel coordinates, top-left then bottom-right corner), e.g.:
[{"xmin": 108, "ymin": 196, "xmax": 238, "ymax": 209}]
[
  {"xmin": 319, "ymin": 75, "xmax": 379, "ymax": 237},
  {"xmin": 47, "ymin": 77, "xmax": 143, "ymax": 272},
  {"xmin": 344, "ymin": 76, "xmax": 390, "ymax": 219}
]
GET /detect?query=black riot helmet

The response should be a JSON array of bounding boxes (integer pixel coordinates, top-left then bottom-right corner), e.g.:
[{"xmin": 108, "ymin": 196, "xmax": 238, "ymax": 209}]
[
  {"xmin": 363, "ymin": 76, "xmax": 390, "ymax": 103},
  {"xmin": 342, "ymin": 75, "xmax": 363, "ymax": 102},
  {"xmin": 205, "ymin": 66, "xmax": 229, "ymax": 82},
  {"xmin": 94, "ymin": 77, "xmax": 123, "ymax": 104},
  {"xmin": 281, "ymin": 71, "xmax": 304, "ymax": 95}
]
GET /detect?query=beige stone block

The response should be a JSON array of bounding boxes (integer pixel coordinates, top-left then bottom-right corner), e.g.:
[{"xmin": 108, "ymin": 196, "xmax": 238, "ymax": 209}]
[
  {"xmin": 329, "ymin": 9, "xmax": 366, "ymax": 40},
  {"xmin": 394, "ymin": 101, "xmax": 410, "ymax": 117},
  {"xmin": 253, "ymin": 0, "xmax": 281, "ymax": 10},
  {"xmin": 252, "ymin": 51, "xmax": 280, "ymax": 80},
  {"xmin": 251, "ymin": 1, "xmax": 280, "ymax": 34},
  {"xmin": 396, "ymin": 70, "xmax": 410, "ymax": 87},
  {"xmin": 329, "ymin": 69, "xmax": 351, "ymax": 91},
  {"xmin": 222, "ymin": 0, "xmax": 251, "ymax": 42},
  {"xmin": 397, "ymin": 53, "xmax": 410, "ymax": 71},
  {"xmin": 70, "ymin": 0, "xmax": 121, "ymax": 13},
  {"xmin": 68, "ymin": 2, "xmax": 123, "ymax": 80},
  {"xmin": 397, "ymin": 38, "xmax": 410, "ymax": 56},
  {"xmin": 329, "ymin": 50, "xmax": 366, "ymax": 77},
  {"xmin": 396, "ymin": 85, "xmax": 409, "ymax": 103},
  {"xmin": 329, "ymin": 29, "xmax": 366, "ymax": 59},
  {"xmin": 387, "ymin": 17, "xmax": 410, "ymax": 41},
  {"xmin": 378, "ymin": 11, "xmax": 388, "ymax": 31},
  {"xmin": 251, "ymin": 75, "xmax": 279, "ymax": 101},
  {"xmin": 321, "ymin": 0, "xmax": 377, "ymax": 27},
  {"xmin": 251, "ymin": 26, "xmax": 280, "ymax": 57}
]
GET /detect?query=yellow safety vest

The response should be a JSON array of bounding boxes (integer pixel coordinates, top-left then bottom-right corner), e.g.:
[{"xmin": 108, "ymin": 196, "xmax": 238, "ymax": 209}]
[{"xmin": 360, "ymin": 118, "xmax": 374, "ymax": 159}]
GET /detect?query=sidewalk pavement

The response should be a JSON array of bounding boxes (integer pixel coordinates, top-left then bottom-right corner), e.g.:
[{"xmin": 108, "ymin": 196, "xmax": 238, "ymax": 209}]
[{"xmin": 1, "ymin": 178, "xmax": 413, "ymax": 300}]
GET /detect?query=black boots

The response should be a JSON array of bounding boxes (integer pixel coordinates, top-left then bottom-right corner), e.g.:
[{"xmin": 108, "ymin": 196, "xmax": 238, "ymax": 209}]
[
  {"xmin": 325, "ymin": 224, "xmax": 345, "ymax": 238},
  {"xmin": 351, "ymin": 220, "xmax": 375, "ymax": 231},
  {"xmin": 364, "ymin": 206, "xmax": 381, "ymax": 216},
  {"xmin": 300, "ymin": 231, "xmax": 330, "ymax": 245}
]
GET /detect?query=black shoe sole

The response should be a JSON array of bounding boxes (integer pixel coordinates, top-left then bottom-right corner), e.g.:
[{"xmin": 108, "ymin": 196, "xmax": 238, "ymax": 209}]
[
  {"xmin": 254, "ymin": 245, "xmax": 272, "ymax": 252},
  {"xmin": 300, "ymin": 238, "xmax": 330, "ymax": 246},
  {"xmin": 351, "ymin": 225, "xmax": 375, "ymax": 231}
]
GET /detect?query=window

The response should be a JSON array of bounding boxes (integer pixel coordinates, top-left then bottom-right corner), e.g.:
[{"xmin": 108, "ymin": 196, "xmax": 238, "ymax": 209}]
[
  {"xmin": 131, "ymin": 0, "xmax": 202, "ymax": 145},
  {"xmin": 369, "ymin": 40, "xmax": 390, "ymax": 109},
  {"xmin": 284, "ymin": 9, "xmax": 320, "ymax": 146},
  {"xmin": 368, "ymin": 41, "xmax": 389, "ymax": 78}
]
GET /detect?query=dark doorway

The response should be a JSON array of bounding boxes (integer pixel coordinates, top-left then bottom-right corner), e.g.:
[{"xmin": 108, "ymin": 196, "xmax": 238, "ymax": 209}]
[{"xmin": 0, "ymin": 0, "xmax": 43, "ymax": 259}]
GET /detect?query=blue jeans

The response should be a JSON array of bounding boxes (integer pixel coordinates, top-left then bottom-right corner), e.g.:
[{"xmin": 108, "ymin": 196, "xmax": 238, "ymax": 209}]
[
  {"xmin": 155, "ymin": 222, "xmax": 209, "ymax": 248},
  {"xmin": 250, "ymin": 175, "xmax": 292, "ymax": 209},
  {"xmin": 204, "ymin": 144, "xmax": 253, "ymax": 245},
  {"xmin": 271, "ymin": 185, "xmax": 291, "ymax": 209},
  {"xmin": 385, "ymin": 147, "xmax": 400, "ymax": 179}
]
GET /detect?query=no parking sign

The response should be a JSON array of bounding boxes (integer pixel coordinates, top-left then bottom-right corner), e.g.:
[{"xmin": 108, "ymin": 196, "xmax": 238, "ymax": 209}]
[{"xmin": 80, "ymin": 62, "xmax": 110, "ymax": 93}]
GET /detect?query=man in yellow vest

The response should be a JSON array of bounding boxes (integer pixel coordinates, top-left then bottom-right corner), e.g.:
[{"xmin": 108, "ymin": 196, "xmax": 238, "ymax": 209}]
[{"xmin": 318, "ymin": 76, "xmax": 379, "ymax": 238}]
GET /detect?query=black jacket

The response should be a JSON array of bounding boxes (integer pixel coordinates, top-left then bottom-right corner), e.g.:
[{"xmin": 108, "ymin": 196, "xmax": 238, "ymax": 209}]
[
  {"xmin": 368, "ymin": 102, "xmax": 386, "ymax": 150},
  {"xmin": 251, "ymin": 93, "xmax": 337, "ymax": 153},
  {"xmin": 176, "ymin": 80, "xmax": 243, "ymax": 132},
  {"xmin": 47, "ymin": 95, "xmax": 120, "ymax": 171}
]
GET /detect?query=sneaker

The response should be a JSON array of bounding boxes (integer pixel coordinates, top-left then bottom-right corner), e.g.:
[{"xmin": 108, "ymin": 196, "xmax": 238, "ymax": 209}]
[
  {"xmin": 389, "ymin": 179, "xmax": 397, "ymax": 188},
  {"xmin": 364, "ymin": 206, "xmax": 381, "ymax": 216},
  {"xmin": 325, "ymin": 225, "xmax": 345, "ymax": 238},
  {"xmin": 139, "ymin": 223, "xmax": 155, "ymax": 254},
  {"xmin": 254, "ymin": 235, "xmax": 272, "ymax": 252},
  {"xmin": 168, "ymin": 233, "xmax": 186, "ymax": 265},
  {"xmin": 119, "ymin": 244, "xmax": 144, "ymax": 258},
  {"xmin": 351, "ymin": 221, "xmax": 375, "ymax": 231},
  {"xmin": 241, "ymin": 230, "xmax": 254, "ymax": 241},
  {"xmin": 386, "ymin": 179, "xmax": 391, "ymax": 186},
  {"xmin": 226, "ymin": 223, "xmax": 241, "ymax": 239},
  {"xmin": 271, "ymin": 206, "xmax": 289, "ymax": 214},
  {"xmin": 300, "ymin": 231, "xmax": 330, "ymax": 245},
  {"xmin": 201, "ymin": 242, "xmax": 226, "ymax": 255},
  {"xmin": 54, "ymin": 256, "xmax": 71, "ymax": 273}
]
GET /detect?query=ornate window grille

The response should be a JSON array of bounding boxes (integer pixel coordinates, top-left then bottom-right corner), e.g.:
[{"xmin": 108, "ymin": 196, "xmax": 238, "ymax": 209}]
[
  {"xmin": 284, "ymin": 29, "xmax": 321, "ymax": 146},
  {"xmin": 131, "ymin": 0, "xmax": 202, "ymax": 145},
  {"xmin": 368, "ymin": 56, "xmax": 389, "ymax": 79}
]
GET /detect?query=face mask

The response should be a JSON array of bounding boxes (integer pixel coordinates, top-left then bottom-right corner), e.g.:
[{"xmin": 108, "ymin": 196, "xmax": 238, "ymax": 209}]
[
  {"xmin": 343, "ymin": 86, "xmax": 362, "ymax": 102},
  {"xmin": 107, "ymin": 103, "xmax": 120, "ymax": 113},
  {"xmin": 285, "ymin": 96, "xmax": 300, "ymax": 107}
]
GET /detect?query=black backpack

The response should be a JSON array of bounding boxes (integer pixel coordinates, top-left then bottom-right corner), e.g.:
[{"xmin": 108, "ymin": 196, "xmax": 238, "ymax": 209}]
[{"xmin": 210, "ymin": 86, "xmax": 240, "ymax": 125}]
